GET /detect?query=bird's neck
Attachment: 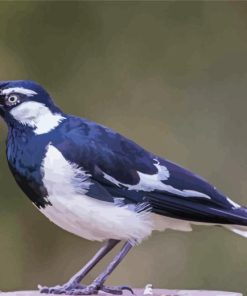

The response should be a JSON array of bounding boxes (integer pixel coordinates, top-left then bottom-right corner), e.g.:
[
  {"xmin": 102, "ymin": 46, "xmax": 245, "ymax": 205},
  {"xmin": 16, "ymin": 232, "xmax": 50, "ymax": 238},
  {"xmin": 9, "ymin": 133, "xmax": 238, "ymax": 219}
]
[{"xmin": 29, "ymin": 109, "xmax": 66, "ymax": 135}]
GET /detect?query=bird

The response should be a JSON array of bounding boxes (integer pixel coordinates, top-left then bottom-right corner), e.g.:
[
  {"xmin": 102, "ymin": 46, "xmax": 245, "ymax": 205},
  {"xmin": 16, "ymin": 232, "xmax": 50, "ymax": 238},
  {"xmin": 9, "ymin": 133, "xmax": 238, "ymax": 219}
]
[{"xmin": 0, "ymin": 80, "xmax": 247, "ymax": 295}]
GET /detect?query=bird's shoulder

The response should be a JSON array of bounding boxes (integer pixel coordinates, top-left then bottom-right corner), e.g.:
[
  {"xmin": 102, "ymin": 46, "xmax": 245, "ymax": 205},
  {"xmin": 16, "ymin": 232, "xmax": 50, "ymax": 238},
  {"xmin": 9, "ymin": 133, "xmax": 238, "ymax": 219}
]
[
  {"xmin": 54, "ymin": 116, "xmax": 226, "ymax": 203},
  {"xmin": 53, "ymin": 115, "xmax": 157, "ymax": 185},
  {"xmin": 57, "ymin": 115, "xmax": 149, "ymax": 154}
]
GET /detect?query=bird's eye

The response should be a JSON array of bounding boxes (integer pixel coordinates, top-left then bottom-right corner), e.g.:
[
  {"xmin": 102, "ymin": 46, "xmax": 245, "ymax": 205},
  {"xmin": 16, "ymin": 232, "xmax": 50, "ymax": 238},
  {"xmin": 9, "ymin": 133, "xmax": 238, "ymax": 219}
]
[{"xmin": 7, "ymin": 94, "xmax": 19, "ymax": 105}]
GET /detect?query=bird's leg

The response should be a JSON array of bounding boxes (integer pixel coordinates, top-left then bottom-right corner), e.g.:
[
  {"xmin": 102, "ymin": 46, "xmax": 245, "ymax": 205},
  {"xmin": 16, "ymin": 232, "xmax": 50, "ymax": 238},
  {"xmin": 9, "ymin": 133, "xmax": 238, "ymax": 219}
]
[
  {"xmin": 64, "ymin": 239, "xmax": 120, "ymax": 287},
  {"xmin": 67, "ymin": 241, "xmax": 134, "ymax": 295},
  {"xmin": 39, "ymin": 239, "xmax": 120, "ymax": 294}
]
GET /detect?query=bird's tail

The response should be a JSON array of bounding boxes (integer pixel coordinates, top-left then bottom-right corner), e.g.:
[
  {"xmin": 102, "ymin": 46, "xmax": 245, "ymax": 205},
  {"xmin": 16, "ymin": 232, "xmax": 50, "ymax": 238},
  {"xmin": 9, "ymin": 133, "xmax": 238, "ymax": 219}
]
[
  {"xmin": 225, "ymin": 225, "xmax": 247, "ymax": 238},
  {"xmin": 224, "ymin": 206, "xmax": 247, "ymax": 238}
]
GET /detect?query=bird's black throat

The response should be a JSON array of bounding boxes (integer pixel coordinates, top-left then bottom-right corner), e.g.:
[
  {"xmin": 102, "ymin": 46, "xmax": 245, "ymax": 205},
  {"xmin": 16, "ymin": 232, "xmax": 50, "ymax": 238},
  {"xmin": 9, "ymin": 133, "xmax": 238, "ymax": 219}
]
[{"xmin": 6, "ymin": 128, "xmax": 52, "ymax": 209}]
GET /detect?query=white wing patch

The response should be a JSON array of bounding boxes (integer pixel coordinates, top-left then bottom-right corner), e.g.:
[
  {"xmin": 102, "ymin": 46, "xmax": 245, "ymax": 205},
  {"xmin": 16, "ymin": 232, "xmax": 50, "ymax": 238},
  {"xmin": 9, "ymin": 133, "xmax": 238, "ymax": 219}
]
[
  {"xmin": 103, "ymin": 159, "xmax": 211, "ymax": 199},
  {"xmin": 10, "ymin": 101, "xmax": 65, "ymax": 135},
  {"xmin": 226, "ymin": 197, "xmax": 241, "ymax": 209},
  {"xmin": 39, "ymin": 144, "xmax": 154, "ymax": 242},
  {"xmin": 2, "ymin": 87, "xmax": 37, "ymax": 96}
]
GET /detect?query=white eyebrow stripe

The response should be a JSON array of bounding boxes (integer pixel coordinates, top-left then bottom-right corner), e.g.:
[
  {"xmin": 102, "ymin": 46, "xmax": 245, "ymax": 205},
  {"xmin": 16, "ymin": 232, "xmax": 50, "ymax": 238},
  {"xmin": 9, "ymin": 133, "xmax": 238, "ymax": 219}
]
[{"xmin": 1, "ymin": 87, "xmax": 37, "ymax": 96}]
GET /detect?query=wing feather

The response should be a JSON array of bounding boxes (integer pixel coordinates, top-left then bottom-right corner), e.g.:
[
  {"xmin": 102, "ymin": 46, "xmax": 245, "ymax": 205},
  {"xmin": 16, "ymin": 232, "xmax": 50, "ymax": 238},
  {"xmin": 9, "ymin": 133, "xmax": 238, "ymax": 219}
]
[{"xmin": 54, "ymin": 117, "xmax": 246, "ymax": 225}]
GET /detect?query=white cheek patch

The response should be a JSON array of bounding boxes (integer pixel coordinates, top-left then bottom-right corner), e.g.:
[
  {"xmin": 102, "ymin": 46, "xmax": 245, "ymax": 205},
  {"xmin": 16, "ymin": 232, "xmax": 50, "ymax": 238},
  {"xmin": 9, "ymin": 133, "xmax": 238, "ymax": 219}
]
[
  {"xmin": 10, "ymin": 101, "xmax": 65, "ymax": 135},
  {"xmin": 2, "ymin": 87, "xmax": 37, "ymax": 96}
]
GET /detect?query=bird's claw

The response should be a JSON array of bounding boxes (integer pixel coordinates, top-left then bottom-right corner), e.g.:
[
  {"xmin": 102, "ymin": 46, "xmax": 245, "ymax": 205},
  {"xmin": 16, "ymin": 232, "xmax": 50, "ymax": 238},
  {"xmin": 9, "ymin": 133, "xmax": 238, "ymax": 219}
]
[
  {"xmin": 101, "ymin": 285, "xmax": 134, "ymax": 295},
  {"xmin": 66, "ymin": 284, "xmax": 98, "ymax": 295}
]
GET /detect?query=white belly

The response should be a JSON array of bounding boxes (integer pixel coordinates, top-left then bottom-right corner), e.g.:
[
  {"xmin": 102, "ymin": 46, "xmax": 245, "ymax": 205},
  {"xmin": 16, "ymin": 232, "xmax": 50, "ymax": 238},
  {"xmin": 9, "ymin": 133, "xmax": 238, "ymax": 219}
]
[
  {"xmin": 39, "ymin": 192, "xmax": 157, "ymax": 242},
  {"xmin": 40, "ymin": 196, "xmax": 194, "ymax": 241}
]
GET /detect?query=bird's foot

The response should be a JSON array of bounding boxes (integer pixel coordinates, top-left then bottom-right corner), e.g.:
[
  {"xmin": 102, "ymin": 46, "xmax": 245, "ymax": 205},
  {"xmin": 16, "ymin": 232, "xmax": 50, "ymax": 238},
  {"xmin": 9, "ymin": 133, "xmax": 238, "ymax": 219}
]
[
  {"xmin": 38, "ymin": 282, "xmax": 86, "ymax": 294},
  {"xmin": 56, "ymin": 283, "xmax": 133, "ymax": 295},
  {"xmin": 100, "ymin": 285, "xmax": 134, "ymax": 295},
  {"xmin": 38, "ymin": 282, "xmax": 133, "ymax": 295}
]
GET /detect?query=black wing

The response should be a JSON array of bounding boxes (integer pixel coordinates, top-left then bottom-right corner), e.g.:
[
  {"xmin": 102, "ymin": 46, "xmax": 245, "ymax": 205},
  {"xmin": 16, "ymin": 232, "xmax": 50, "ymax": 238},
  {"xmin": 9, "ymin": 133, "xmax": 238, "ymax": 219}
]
[{"xmin": 54, "ymin": 116, "xmax": 247, "ymax": 226}]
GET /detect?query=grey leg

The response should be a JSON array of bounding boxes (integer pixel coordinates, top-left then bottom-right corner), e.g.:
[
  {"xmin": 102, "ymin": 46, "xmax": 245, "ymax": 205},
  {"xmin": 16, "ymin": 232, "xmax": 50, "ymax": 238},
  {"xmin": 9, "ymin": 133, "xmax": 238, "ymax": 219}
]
[
  {"xmin": 39, "ymin": 239, "xmax": 120, "ymax": 294},
  {"xmin": 67, "ymin": 239, "xmax": 120, "ymax": 286},
  {"xmin": 67, "ymin": 241, "xmax": 134, "ymax": 295}
]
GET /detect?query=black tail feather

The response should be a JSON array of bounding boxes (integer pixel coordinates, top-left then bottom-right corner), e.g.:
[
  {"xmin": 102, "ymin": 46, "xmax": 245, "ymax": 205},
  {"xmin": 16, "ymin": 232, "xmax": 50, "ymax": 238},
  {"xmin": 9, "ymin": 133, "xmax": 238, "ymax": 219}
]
[{"xmin": 147, "ymin": 191, "xmax": 247, "ymax": 226}]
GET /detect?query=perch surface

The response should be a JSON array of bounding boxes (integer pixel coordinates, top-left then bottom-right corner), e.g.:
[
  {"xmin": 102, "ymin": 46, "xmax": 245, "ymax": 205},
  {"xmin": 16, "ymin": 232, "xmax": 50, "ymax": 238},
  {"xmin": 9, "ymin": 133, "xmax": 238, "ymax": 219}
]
[{"xmin": 0, "ymin": 289, "xmax": 242, "ymax": 296}]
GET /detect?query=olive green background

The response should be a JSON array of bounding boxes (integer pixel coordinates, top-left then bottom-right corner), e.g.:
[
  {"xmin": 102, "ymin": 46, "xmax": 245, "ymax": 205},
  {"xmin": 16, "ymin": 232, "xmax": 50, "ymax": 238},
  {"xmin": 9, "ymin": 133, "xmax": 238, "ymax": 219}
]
[{"xmin": 0, "ymin": 1, "xmax": 247, "ymax": 294}]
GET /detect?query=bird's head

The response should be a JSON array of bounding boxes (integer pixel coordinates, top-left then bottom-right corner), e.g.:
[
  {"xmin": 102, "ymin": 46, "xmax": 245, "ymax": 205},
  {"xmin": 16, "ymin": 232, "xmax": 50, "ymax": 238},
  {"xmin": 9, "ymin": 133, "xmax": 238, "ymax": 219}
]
[{"xmin": 0, "ymin": 80, "xmax": 65, "ymax": 134}]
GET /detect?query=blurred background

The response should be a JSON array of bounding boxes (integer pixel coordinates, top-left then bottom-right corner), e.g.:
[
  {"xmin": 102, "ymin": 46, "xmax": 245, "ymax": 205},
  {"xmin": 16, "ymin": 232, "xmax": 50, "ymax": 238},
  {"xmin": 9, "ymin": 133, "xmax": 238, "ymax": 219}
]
[{"xmin": 0, "ymin": 1, "xmax": 247, "ymax": 294}]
